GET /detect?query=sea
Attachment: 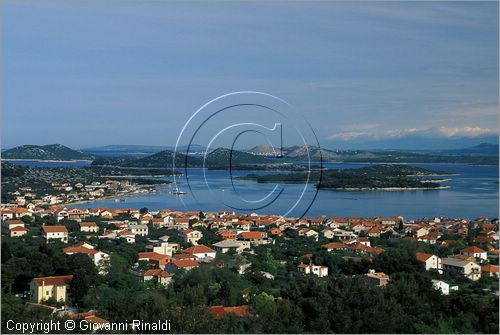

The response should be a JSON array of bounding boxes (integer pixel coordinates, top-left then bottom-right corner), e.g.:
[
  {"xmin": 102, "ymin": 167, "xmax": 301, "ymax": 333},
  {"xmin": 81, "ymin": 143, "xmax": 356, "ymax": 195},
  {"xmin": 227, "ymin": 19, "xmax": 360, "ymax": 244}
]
[{"xmin": 5, "ymin": 160, "xmax": 499, "ymax": 220}]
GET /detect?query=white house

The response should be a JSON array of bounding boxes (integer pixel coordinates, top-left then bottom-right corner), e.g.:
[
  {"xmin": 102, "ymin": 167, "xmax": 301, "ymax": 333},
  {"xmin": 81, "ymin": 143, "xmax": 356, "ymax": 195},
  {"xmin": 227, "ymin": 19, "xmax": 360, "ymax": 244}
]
[
  {"xmin": 442, "ymin": 257, "xmax": 482, "ymax": 281},
  {"xmin": 416, "ymin": 252, "xmax": 443, "ymax": 273},
  {"xmin": 79, "ymin": 222, "xmax": 99, "ymax": 233},
  {"xmin": 212, "ymin": 240, "xmax": 251, "ymax": 254},
  {"xmin": 41, "ymin": 226, "xmax": 69, "ymax": 243},
  {"xmin": 460, "ymin": 247, "xmax": 487, "ymax": 261},
  {"xmin": 431, "ymin": 280, "xmax": 459, "ymax": 295},
  {"xmin": 297, "ymin": 263, "xmax": 329, "ymax": 277},
  {"xmin": 184, "ymin": 245, "xmax": 216, "ymax": 261},
  {"xmin": 129, "ymin": 224, "xmax": 148, "ymax": 237},
  {"xmin": 180, "ymin": 229, "xmax": 203, "ymax": 245}
]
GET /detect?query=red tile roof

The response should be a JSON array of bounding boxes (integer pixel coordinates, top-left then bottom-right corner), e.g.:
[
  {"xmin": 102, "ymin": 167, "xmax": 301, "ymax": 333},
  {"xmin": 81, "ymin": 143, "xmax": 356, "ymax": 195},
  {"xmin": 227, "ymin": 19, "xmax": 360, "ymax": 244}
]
[
  {"xmin": 461, "ymin": 246, "xmax": 487, "ymax": 254},
  {"xmin": 10, "ymin": 226, "xmax": 29, "ymax": 232},
  {"xmin": 63, "ymin": 246, "xmax": 98, "ymax": 255},
  {"xmin": 239, "ymin": 231, "xmax": 263, "ymax": 240},
  {"xmin": 143, "ymin": 269, "xmax": 171, "ymax": 277},
  {"xmin": 415, "ymin": 252, "xmax": 434, "ymax": 262},
  {"xmin": 210, "ymin": 305, "xmax": 250, "ymax": 319},
  {"xmin": 481, "ymin": 264, "xmax": 499, "ymax": 273},
  {"xmin": 42, "ymin": 225, "xmax": 68, "ymax": 233},
  {"xmin": 184, "ymin": 245, "xmax": 215, "ymax": 254},
  {"xmin": 33, "ymin": 275, "xmax": 73, "ymax": 286}
]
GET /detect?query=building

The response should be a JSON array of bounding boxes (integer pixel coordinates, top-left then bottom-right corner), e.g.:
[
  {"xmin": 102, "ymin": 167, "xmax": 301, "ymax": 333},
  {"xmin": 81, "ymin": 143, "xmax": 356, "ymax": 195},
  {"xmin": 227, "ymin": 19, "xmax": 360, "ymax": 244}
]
[
  {"xmin": 79, "ymin": 222, "xmax": 99, "ymax": 233},
  {"xmin": 10, "ymin": 225, "xmax": 29, "ymax": 237},
  {"xmin": 298, "ymin": 228, "xmax": 319, "ymax": 241},
  {"xmin": 481, "ymin": 264, "xmax": 499, "ymax": 278},
  {"xmin": 142, "ymin": 269, "xmax": 172, "ymax": 287},
  {"xmin": 460, "ymin": 246, "xmax": 487, "ymax": 261},
  {"xmin": 238, "ymin": 231, "xmax": 266, "ymax": 245},
  {"xmin": 145, "ymin": 241, "xmax": 180, "ymax": 257},
  {"xmin": 210, "ymin": 305, "xmax": 250, "ymax": 319},
  {"xmin": 431, "ymin": 280, "xmax": 459, "ymax": 295},
  {"xmin": 184, "ymin": 245, "xmax": 216, "ymax": 260},
  {"xmin": 365, "ymin": 270, "xmax": 390, "ymax": 287},
  {"xmin": 322, "ymin": 242, "xmax": 347, "ymax": 252},
  {"xmin": 212, "ymin": 240, "xmax": 251, "ymax": 254},
  {"xmin": 297, "ymin": 263, "xmax": 329, "ymax": 277},
  {"xmin": 41, "ymin": 226, "xmax": 68, "ymax": 243},
  {"xmin": 180, "ymin": 229, "xmax": 203, "ymax": 245},
  {"xmin": 63, "ymin": 243, "xmax": 110, "ymax": 274},
  {"xmin": 30, "ymin": 275, "xmax": 73, "ymax": 304},
  {"xmin": 129, "ymin": 224, "xmax": 148, "ymax": 237},
  {"xmin": 416, "ymin": 252, "xmax": 442, "ymax": 273},
  {"xmin": 3, "ymin": 219, "xmax": 25, "ymax": 230},
  {"xmin": 165, "ymin": 259, "xmax": 200, "ymax": 272},
  {"xmin": 441, "ymin": 257, "xmax": 482, "ymax": 281}
]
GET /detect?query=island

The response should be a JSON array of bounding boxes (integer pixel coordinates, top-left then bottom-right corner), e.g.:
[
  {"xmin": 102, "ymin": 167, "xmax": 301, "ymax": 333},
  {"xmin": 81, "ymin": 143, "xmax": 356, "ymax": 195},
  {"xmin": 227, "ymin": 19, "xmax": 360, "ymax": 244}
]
[{"xmin": 236, "ymin": 164, "xmax": 452, "ymax": 190}]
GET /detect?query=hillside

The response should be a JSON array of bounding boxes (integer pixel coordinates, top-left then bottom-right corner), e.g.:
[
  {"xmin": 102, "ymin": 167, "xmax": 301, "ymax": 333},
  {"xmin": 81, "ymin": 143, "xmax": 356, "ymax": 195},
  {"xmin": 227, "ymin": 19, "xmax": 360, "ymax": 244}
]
[
  {"xmin": 92, "ymin": 148, "xmax": 272, "ymax": 168},
  {"xmin": 1, "ymin": 144, "xmax": 95, "ymax": 161}
]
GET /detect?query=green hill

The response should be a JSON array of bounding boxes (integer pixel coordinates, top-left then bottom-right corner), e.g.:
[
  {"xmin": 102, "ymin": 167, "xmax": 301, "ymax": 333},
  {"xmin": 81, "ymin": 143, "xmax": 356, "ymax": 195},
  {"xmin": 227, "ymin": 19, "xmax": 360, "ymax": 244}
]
[
  {"xmin": 2, "ymin": 144, "xmax": 95, "ymax": 161},
  {"xmin": 92, "ymin": 148, "xmax": 271, "ymax": 168}
]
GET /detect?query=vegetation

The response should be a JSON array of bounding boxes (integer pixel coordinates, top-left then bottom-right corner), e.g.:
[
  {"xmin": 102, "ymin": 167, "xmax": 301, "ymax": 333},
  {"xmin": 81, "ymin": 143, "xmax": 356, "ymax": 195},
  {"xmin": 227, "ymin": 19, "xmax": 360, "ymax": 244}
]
[
  {"xmin": 1, "ymin": 227, "xmax": 498, "ymax": 334},
  {"xmin": 238, "ymin": 164, "xmax": 448, "ymax": 190},
  {"xmin": 2, "ymin": 144, "xmax": 95, "ymax": 160}
]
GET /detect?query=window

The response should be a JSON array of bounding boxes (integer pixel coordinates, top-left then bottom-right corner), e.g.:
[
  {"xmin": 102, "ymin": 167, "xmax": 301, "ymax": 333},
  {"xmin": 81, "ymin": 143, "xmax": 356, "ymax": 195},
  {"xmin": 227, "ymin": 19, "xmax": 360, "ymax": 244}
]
[{"xmin": 46, "ymin": 290, "xmax": 50, "ymax": 296}]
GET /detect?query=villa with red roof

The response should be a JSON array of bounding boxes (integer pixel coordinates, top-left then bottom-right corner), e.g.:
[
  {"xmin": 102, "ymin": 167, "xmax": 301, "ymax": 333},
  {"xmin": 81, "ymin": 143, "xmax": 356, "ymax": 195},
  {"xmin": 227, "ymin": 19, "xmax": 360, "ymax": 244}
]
[
  {"xmin": 184, "ymin": 245, "xmax": 216, "ymax": 260},
  {"xmin": 415, "ymin": 252, "xmax": 442, "ymax": 273},
  {"xmin": 30, "ymin": 275, "xmax": 73, "ymax": 304},
  {"xmin": 165, "ymin": 259, "xmax": 200, "ymax": 272},
  {"xmin": 10, "ymin": 225, "xmax": 29, "ymax": 237},
  {"xmin": 142, "ymin": 269, "xmax": 172, "ymax": 287},
  {"xmin": 481, "ymin": 264, "xmax": 499, "ymax": 278},
  {"xmin": 41, "ymin": 225, "xmax": 68, "ymax": 243},
  {"xmin": 460, "ymin": 246, "xmax": 488, "ymax": 261}
]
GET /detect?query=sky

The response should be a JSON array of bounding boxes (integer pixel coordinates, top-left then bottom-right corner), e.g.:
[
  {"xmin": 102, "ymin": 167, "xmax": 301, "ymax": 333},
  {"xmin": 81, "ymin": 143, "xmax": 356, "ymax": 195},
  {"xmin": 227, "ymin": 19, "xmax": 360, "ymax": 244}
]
[{"xmin": 2, "ymin": 1, "xmax": 499, "ymax": 150}]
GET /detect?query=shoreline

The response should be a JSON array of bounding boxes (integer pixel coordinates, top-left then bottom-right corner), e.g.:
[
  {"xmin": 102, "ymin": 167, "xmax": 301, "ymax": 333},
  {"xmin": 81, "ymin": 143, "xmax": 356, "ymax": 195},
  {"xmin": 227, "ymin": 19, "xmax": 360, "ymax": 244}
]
[
  {"xmin": 3, "ymin": 158, "xmax": 93, "ymax": 163},
  {"xmin": 321, "ymin": 186, "xmax": 451, "ymax": 191},
  {"xmin": 63, "ymin": 187, "xmax": 163, "ymax": 206}
]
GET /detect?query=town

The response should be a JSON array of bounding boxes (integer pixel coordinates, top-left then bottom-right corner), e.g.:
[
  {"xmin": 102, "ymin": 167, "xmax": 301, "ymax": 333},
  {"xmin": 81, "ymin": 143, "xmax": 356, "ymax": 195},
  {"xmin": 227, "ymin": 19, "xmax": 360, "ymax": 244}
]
[{"xmin": 1, "ymin": 186, "xmax": 499, "ymax": 333}]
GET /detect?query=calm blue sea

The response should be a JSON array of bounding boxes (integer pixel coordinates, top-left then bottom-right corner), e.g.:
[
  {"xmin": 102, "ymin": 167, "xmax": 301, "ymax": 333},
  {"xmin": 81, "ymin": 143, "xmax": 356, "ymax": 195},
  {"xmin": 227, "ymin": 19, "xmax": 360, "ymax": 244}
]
[{"xmin": 5, "ymin": 160, "xmax": 498, "ymax": 219}]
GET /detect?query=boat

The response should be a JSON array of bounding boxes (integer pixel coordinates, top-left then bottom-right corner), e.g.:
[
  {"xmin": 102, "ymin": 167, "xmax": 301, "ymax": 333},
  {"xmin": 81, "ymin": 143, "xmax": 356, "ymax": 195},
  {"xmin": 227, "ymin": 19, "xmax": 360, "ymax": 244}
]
[{"xmin": 172, "ymin": 186, "xmax": 187, "ymax": 195}]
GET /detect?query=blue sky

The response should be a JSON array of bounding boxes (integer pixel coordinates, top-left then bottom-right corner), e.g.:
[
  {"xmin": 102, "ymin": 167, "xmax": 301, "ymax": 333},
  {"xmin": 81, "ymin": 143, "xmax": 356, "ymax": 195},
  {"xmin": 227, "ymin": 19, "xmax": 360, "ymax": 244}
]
[{"xmin": 2, "ymin": 1, "xmax": 498, "ymax": 150}]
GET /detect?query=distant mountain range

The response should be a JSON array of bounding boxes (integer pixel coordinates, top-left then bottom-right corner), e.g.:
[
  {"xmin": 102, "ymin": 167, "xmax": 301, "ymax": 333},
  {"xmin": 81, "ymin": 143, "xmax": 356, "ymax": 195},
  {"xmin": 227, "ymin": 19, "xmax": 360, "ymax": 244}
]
[
  {"xmin": 1, "ymin": 144, "xmax": 94, "ymax": 160},
  {"xmin": 440, "ymin": 143, "xmax": 499, "ymax": 156},
  {"xmin": 83, "ymin": 144, "xmax": 207, "ymax": 157},
  {"xmin": 2, "ymin": 142, "xmax": 498, "ymax": 166}
]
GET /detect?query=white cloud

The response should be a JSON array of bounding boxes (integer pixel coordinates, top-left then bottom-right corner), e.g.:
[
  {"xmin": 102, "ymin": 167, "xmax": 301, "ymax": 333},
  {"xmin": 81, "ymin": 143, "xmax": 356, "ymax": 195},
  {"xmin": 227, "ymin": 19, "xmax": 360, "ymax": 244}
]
[
  {"xmin": 328, "ymin": 126, "xmax": 497, "ymax": 141},
  {"xmin": 438, "ymin": 126, "xmax": 496, "ymax": 138}
]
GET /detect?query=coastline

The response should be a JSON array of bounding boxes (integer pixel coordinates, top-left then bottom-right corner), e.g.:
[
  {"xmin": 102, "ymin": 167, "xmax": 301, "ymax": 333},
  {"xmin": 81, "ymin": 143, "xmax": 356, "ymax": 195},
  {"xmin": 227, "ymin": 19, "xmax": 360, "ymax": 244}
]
[
  {"xmin": 62, "ymin": 186, "xmax": 165, "ymax": 206},
  {"xmin": 2, "ymin": 158, "xmax": 93, "ymax": 163},
  {"xmin": 321, "ymin": 186, "xmax": 451, "ymax": 191}
]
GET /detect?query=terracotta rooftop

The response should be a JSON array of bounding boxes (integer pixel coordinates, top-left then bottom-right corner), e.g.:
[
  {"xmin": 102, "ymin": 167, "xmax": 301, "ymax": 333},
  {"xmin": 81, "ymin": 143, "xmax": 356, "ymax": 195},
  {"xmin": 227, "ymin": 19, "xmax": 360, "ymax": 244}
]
[
  {"xmin": 42, "ymin": 225, "xmax": 68, "ymax": 233},
  {"xmin": 33, "ymin": 275, "xmax": 73, "ymax": 286}
]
